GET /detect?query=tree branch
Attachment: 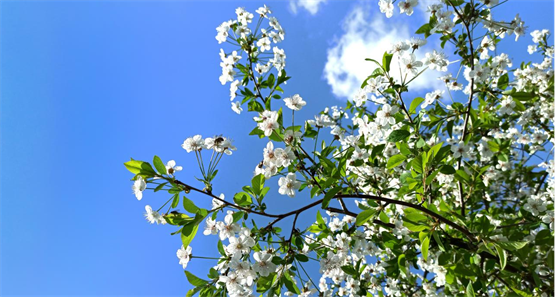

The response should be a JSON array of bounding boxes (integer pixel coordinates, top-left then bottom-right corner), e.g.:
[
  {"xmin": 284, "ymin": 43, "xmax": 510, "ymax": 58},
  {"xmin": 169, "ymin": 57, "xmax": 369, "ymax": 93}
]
[{"xmin": 336, "ymin": 194, "xmax": 476, "ymax": 242}]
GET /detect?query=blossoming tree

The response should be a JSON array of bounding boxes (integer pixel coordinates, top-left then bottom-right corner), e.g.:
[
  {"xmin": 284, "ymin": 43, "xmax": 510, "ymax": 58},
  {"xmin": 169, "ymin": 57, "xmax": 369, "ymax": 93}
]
[{"xmin": 126, "ymin": 1, "xmax": 554, "ymax": 296}]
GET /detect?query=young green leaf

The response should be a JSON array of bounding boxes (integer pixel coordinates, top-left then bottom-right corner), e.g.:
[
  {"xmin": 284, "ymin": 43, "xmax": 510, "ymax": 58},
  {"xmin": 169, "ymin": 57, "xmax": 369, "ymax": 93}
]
[
  {"xmin": 185, "ymin": 271, "xmax": 208, "ymax": 286},
  {"xmin": 382, "ymin": 52, "xmax": 394, "ymax": 73},
  {"xmin": 495, "ymin": 245, "xmax": 507, "ymax": 271},
  {"xmin": 182, "ymin": 196, "xmax": 200, "ymax": 214},
  {"xmin": 356, "ymin": 208, "xmax": 376, "ymax": 226},
  {"xmin": 387, "ymin": 154, "xmax": 407, "ymax": 169},
  {"xmin": 153, "ymin": 155, "xmax": 167, "ymax": 175},
  {"xmin": 422, "ymin": 236, "xmax": 430, "ymax": 260},
  {"xmin": 409, "ymin": 97, "xmax": 425, "ymax": 114},
  {"xmin": 387, "ymin": 130, "xmax": 411, "ymax": 142}
]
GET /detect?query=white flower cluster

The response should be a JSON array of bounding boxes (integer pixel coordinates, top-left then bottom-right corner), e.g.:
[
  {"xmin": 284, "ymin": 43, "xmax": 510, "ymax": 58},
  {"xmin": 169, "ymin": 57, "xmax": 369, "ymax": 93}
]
[
  {"xmin": 429, "ymin": 3, "xmax": 455, "ymax": 33},
  {"xmin": 219, "ymin": 50, "xmax": 241, "ymax": 85},
  {"xmin": 216, "ymin": 6, "xmax": 288, "ymax": 115},
  {"xmin": 253, "ymin": 110, "xmax": 279, "ymax": 137},
  {"xmin": 257, "ymin": 141, "xmax": 295, "ymax": 177},
  {"xmin": 387, "ymin": 37, "xmax": 449, "ymax": 84},
  {"xmin": 378, "ymin": 0, "xmax": 418, "ymax": 18},
  {"xmin": 301, "ymin": 211, "xmax": 451, "ymax": 296},
  {"xmin": 482, "ymin": 13, "xmax": 527, "ymax": 42},
  {"xmin": 181, "ymin": 135, "xmax": 236, "ymax": 155},
  {"xmin": 202, "ymin": 210, "xmax": 284, "ymax": 296}
]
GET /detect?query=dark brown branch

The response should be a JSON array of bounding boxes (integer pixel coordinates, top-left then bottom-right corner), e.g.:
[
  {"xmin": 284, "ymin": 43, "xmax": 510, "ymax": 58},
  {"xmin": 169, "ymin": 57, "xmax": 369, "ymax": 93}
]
[
  {"xmin": 535, "ymin": 172, "xmax": 549, "ymax": 195},
  {"xmin": 336, "ymin": 194, "xmax": 476, "ymax": 242},
  {"xmin": 173, "ymin": 178, "xmax": 324, "ymax": 219},
  {"xmin": 173, "ymin": 179, "xmax": 475, "ymax": 242}
]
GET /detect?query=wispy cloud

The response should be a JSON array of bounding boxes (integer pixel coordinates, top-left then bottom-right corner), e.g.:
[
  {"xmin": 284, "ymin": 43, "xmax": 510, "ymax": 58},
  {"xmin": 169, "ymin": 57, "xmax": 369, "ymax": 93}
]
[
  {"xmin": 289, "ymin": 0, "xmax": 328, "ymax": 15},
  {"xmin": 323, "ymin": 1, "xmax": 443, "ymax": 100}
]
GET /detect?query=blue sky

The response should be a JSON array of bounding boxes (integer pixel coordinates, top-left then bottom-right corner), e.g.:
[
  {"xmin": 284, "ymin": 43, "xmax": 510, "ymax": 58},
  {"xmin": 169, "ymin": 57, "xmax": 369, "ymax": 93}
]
[{"xmin": 1, "ymin": 0, "xmax": 553, "ymax": 296}]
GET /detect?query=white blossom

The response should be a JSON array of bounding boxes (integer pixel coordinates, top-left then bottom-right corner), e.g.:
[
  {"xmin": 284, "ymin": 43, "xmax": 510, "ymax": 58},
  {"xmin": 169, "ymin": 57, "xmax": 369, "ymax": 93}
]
[
  {"xmin": 176, "ymin": 245, "xmax": 192, "ymax": 269},
  {"xmin": 284, "ymin": 94, "xmax": 306, "ymax": 111},
  {"xmin": 144, "ymin": 205, "xmax": 166, "ymax": 224},
  {"xmin": 132, "ymin": 176, "xmax": 146, "ymax": 200},
  {"xmin": 278, "ymin": 173, "xmax": 301, "ymax": 198},
  {"xmin": 253, "ymin": 251, "xmax": 277, "ymax": 277}
]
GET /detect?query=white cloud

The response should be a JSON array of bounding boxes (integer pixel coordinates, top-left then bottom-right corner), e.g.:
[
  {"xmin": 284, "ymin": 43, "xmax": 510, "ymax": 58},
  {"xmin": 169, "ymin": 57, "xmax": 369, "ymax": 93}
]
[
  {"xmin": 323, "ymin": 2, "xmax": 443, "ymax": 100},
  {"xmin": 289, "ymin": 0, "xmax": 327, "ymax": 15}
]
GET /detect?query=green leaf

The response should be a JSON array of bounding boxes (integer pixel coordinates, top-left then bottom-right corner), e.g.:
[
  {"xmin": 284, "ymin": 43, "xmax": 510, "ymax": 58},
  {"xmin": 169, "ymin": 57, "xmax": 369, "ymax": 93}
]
[
  {"xmin": 548, "ymin": 250, "xmax": 554, "ymax": 270},
  {"xmin": 501, "ymin": 88, "xmax": 535, "ymax": 100},
  {"xmin": 356, "ymin": 208, "xmax": 376, "ymax": 226},
  {"xmin": 153, "ymin": 155, "xmax": 167, "ymax": 175},
  {"xmin": 283, "ymin": 272, "xmax": 301, "ymax": 294},
  {"xmin": 488, "ymin": 141, "xmax": 500, "ymax": 152},
  {"xmin": 403, "ymin": 220, "xmax": 429, "ymax": 232},
  {"xmin": 439, "ymin": 165, "xmax": 456, "ymax": 174},
  {"xmin": 295, "ymin": 254, "xmax": 309, "ymax": 262},
  {"xmin": 256, "ymin": 273, "xmax": 275, "ymax": 293},
  {"xmin": 513, "ymin": 98, "xmax": 526, "ymax": 111},
  {"xmin": 387, "ymin": 130, "xmax": 410, "ymax": 142},
  {"xmin": 164, "ymin": 212, "xmax": 192, "ymax": 226},
  {"xmin": 428, "ymin": 142, "xmax": 443, "ymax": 159},
  {"xmin": 248, "ymin": 100, "xmax": 265, "ymax": 112},
  {"xmin": 397, "ymin": 142, "xmax": 412, "ymax": 156},
  {"xmin": 379, "ymin": 211, "xmax": 390, "ymax": 224},
  {"xmin": 416, "ymin": 138, "xmax": 426, "ymax": 149},
  {"xmin": 182, "ymin": 196, "xmax": 200, "ymax": 214},
  {"xmin": 535, "ymin": 229, "xmax": 553, "ymax": 245},
  {"xmin": 234, "ymin": 192, "xmax": 253, "ymax": 206},
  {"xmin": 425, "ymin": 170, "xmax": 439, "ymax": 185},
  {"xmin": 387, "ymin": 154, "xmax": 407, "ymax": 169},
  {"xmin": 185, "ymin": 271, "xmax": 208, "ymax": 286},
  {"xmin": 411, "ymin": 155, "xmax": 423, "ymax": 174},
  {"xmin": 251, "ymin": 174, "xmax": 265, "ymax": 196},
  {"xmin": 511, "ymin": 287, "xmax": 533, "ymax": 297},
  {"xmin": 398, "ymin": 254, "xmax": 407, "ymax": 276},
  {"xmin": 382, "ymin": 52, "xmax": 394, "ymax": 73},
  {"xmin": 497, "ymin": 73, "xmax": 509, "ymax": 90},
  {"xmin": 153, "ymin": 182, "xmax": 167, "ymax": 192},
  {"xmin": 433, "ymin": 145, "xmax": 452, "ymax": 163},
  {"xmin": 495, "ymin": 245, "xmax": 507, "ymax": 271},
  {"xmin": 432, "ymin": 232, "xmax": 446, "ymax": 252},
  {"xmin": 181, "ymin": 210, "xmax": 206, "ymax": 248},
  {"xmin": 217, "ymin": 240, "xmax": 226, "ymax": 256},
  {"xmin": 496, "ymin": 241, "xmax": 527, "ymax": 251},
  {"xmin": 171, "ymin": 193, "xmax": 180, "ymax": 208},
  {"xmin": 404, "ymin": 208, "xmax": 428, "ymax": 222},
  {"xmin": 316, "ymin": 210, "xmax": 326, "ymax": 226},
  {"xmin": 365, "ymin": 57, "xmax": 381, "ymax": 66},
  {"xmin": 341, "ymin": 265, "xmax": 358, "ymax": 276},
  {"xmin": 455, "ymin": 170, "xmax": 471, "ymax": 183},
  {"xmin": 232, "ymin": 211, "xmax": 244, "ymax": 223},
  {"xmin": 466, "ymin": 281, "xmax": 475, "ymax": 297},
  {"xmin": 409, "ymin": 97, "xmax": 425, "ymax": 114},
  {"xmin": 186, "ymin": 287, "xmax": 202, "ymax": 297},
  {"xmin": 124, "ymin": 159, "xmax": 157, "ymax": 176},
  {"xmin": 249, "ymin": 127, "xmax": 265, "ymax": 138},
  {"xmin": 422, "ymin": 236, "xmax": 430, "ymax": 260},
  {"xmin": 181, "ymin": 220, "xmax": 200, "ymax": 249},
  {"xmin": 415, "ymin": 23, "xmax": 432, "ymax": 37},
  {"xmin": 267, "ymin": 73, "xmax": 276, "ymax": 88}
]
